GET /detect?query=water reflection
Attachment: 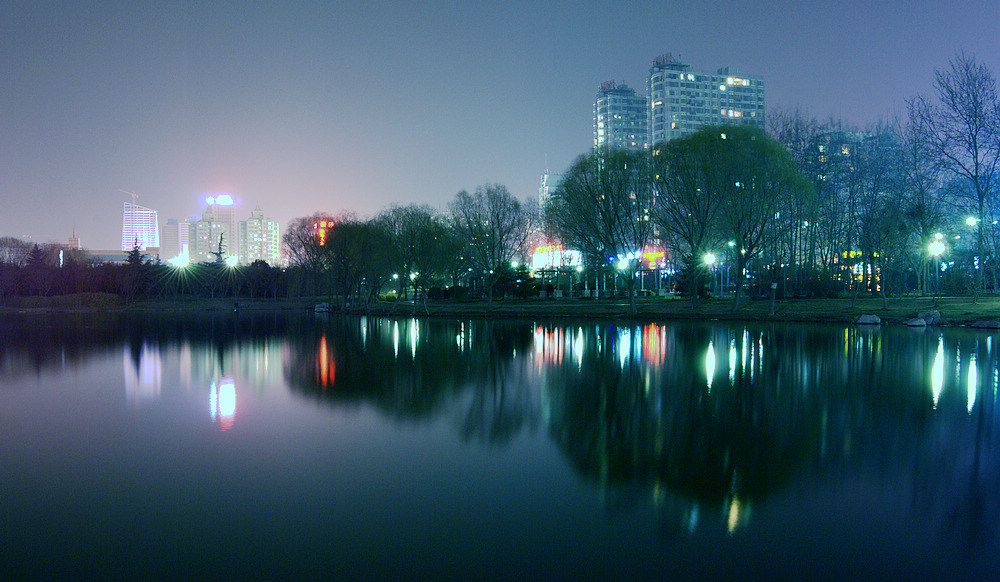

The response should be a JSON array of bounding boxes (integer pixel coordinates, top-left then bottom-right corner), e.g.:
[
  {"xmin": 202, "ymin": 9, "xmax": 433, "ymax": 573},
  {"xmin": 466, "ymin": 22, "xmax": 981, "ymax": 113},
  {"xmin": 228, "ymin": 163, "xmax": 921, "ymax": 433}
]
[
  {"xmin": 124, "ymin": 344, "xmax": 161, "ymax": 402},
  {"xmin": 209, "ymin": 377, "xmax": 236, "ymax": 430},
  {"xmin": 2, "ymin": 313, "xmax": 999, "ymax": 571}
]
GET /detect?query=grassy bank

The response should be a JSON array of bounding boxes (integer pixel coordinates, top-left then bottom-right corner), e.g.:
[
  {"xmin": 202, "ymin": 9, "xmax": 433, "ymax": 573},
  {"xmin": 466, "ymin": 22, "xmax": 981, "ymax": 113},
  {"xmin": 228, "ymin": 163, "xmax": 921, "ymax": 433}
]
[
  {"xmin": 6, "ymin": 293, "xmax": 1000, "ymax": 327},
  {"xmin": 359, "ymin": 295, "xmax": 1000, "ymax": 326}
]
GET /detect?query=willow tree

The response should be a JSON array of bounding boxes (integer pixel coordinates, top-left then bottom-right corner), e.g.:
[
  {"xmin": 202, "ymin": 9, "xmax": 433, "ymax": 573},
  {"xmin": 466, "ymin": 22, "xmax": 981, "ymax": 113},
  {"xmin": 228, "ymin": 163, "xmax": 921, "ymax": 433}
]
[
  {"xmin": 544, "ymin": 147, "xmax": 656, "ymax": 313},
  {"xmin": 654, "ymin": 125, "xmax": 811, "ymax": 310}
]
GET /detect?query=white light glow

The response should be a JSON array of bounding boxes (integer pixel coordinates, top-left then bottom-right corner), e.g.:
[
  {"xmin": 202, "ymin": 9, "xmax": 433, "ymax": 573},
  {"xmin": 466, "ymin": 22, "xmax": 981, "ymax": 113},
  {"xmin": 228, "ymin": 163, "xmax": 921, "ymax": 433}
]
[
  {"xmin": 705, "ymin": 341, "xmax": 716, "ymax": 390},
  {"xmin": 968, "ymin": 353, "xmax": 977, "ymax": 413},
  {"xmin": 931, "ymin": 337, "xmax": 944, "ymax": 408}
]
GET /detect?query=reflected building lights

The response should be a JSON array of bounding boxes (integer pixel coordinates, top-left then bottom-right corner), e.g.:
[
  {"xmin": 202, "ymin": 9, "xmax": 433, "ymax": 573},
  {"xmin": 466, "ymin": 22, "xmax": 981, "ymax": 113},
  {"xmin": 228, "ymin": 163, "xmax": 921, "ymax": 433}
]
[
  {"xmin": 124, "ymin": 344, "xmax": 162, "ymax": 402},
  {"xmin": 209, "ymin": 378, "xmax": 236, "ymax": 430},
  {"xmin": 642, "ymin": 324, "xmax": 665, "ymax": 366},
  {"xmin": 533, "ymin": 325, "xmax": 565, "ymax": 368},
  {"xmin": 316, "ymin": 335, "xmax": 336, "ymax": 388},
  {"xmin": 393, "ymin": 321, "xmax": 400, "ymax": 358}
]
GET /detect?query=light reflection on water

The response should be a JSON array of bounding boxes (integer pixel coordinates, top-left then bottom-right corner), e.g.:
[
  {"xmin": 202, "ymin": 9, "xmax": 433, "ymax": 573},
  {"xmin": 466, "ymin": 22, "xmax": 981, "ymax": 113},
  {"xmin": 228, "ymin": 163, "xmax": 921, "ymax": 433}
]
[{"xmin": 1, "ymin": 313, "xmax": 998, "ymax": 578}]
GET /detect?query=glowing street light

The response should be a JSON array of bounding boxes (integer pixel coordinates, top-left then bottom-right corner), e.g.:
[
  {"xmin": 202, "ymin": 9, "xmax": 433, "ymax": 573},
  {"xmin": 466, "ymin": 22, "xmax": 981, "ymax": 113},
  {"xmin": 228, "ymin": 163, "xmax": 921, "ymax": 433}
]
[
  {"xmin": 929, "ymin": 239, "xmax": 945, "ymax": 293},
  {"xmin": 703, "ymin": 252, "xmax": 717, "ymax": 266},
  {"xmin": 224, "ymin": 256, "xmax": 239, "ymax": 268},
  {"xmin": 966, "ymin": 216, "xmax": 979, "ymax": 227}
]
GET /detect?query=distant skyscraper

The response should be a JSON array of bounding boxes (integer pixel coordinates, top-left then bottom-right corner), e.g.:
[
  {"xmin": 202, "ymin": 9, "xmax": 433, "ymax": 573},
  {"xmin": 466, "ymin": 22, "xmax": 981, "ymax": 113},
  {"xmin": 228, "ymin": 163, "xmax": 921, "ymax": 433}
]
[
  {"xmin": 122, "ymin": 202, "xmax": 160, "ymax": 251},
  {"xmin": 161, "ymin": 218, "xmax": 190, "ymax": 260},
  {"xmin": 646, "ymin": 53, "xmax": 765, "ymax": 145},
  {"xmin": 239, "ymin": 205, "xmax": 281, "ymax": 266},
  {"xmin": 593, "ymin": 81, "xmax": 648, "ymax": 151},
  {"xmin": 538, "ymin": 169, "xmax": 563, "ymax": 207}
]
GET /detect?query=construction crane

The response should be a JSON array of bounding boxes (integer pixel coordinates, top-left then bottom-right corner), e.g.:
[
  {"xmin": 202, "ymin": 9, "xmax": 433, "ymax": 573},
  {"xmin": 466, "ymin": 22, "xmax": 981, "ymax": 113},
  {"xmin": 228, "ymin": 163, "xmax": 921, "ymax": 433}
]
[{"xmin": 119, "ymin": 189, "xmax": 138, "ymax": 207}]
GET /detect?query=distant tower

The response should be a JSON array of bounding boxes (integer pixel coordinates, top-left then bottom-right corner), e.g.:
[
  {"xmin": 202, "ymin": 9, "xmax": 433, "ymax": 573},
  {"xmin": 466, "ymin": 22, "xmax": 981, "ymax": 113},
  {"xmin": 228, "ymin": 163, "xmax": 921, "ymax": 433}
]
[
  {"xmin": 538, "ymin": 169, "xmax": 563, "ymax": 208},
  {"xmin": 121, "ymin": 191, "xmax": 160, "ymax": 251},
  {"xmin": 647, "ymin": 53, "xmax": 765, "ymax": 145},
  {"xmin": 593, "ymin": 81, "xmax": 648, "ymax": 151},
  {"xmin": 68, "ymin": 226, "xmax": 80, "ymax": 250}
]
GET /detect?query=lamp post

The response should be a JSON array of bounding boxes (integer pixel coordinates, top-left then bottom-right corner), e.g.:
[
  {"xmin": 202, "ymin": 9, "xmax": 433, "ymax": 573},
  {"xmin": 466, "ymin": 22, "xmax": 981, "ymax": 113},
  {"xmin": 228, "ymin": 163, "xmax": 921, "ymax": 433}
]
[
  {"xmin": 929, "ymin": 235, "xmax": 945, "ymax": 295},
  {"xmin": 703, "ymin": 252, "xmax": 717, "ymax": 296}
]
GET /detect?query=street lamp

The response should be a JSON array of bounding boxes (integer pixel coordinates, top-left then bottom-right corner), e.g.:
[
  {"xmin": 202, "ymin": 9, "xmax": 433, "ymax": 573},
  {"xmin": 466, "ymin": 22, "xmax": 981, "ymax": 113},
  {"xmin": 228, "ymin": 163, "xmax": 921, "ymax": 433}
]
[
  {"xmin": 929, "ymin": 238, "xmax": 945, "ymax": 293},
  {"xmin": 703, "ymin": 253, "xmax": 717, "ymax": 295},
  {"xmin": 966, "ymin": 216, "xmax": 979, "ymax": 227}
]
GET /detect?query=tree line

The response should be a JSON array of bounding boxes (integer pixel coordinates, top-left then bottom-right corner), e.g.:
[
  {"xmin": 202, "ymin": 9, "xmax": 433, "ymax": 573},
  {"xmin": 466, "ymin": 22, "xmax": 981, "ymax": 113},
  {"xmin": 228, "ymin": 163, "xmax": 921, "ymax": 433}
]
[
  {"xmin": 546, "ymin": 52, "xmax": 1000, "ymax": 310},
  {"xmin": 3, "ymin": 52, "xmax": 997, "ymax": 311}
]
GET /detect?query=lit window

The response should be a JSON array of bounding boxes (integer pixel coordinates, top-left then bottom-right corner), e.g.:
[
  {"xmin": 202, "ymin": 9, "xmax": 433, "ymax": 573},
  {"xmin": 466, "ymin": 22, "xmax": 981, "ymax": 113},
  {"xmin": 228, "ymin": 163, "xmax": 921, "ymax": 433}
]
[{"xmin": 720, "ymin": 85, "xmax": 726, "ymax": 91}]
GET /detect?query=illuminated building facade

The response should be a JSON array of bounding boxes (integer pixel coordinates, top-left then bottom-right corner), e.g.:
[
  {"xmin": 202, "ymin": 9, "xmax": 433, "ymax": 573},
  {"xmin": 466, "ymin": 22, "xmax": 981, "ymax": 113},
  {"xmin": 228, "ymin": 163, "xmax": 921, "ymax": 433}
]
[
  {"xmin": 594, "ymin": 81, "xmax": 648, "ymax": 151},
  {"xmin": 188, "ymin": 194, "xmax": 239, "ymax": 262},
  {"xmin": 647, "ymin": 53, "xmax": 765, "ymax": 145},
  {"xmin": 121, "ymin": 202, "xmax": 160, "ymax": 251},
  {"xmin": 187, "ymin": 195, "xmax": 281, "ymax": 265},
  {"xmin": 239, "ymin": 205, "xmax": 281, "ymax": 265}
]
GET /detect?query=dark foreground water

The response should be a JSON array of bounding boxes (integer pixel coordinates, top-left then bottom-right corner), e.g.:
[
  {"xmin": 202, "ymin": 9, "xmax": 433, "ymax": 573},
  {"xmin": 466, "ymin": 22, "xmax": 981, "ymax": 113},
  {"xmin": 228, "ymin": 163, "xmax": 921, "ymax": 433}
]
[{"xmin": 1, "ymin": 312, "xmax": 998, "ymax": 579}]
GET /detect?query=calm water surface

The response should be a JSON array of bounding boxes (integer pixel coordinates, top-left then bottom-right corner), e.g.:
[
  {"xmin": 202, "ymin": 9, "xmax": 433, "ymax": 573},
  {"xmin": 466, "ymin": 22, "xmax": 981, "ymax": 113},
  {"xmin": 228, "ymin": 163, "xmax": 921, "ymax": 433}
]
[{"xmin": 1, "ymin": 312, "xmax": 998, "ymax": 579}]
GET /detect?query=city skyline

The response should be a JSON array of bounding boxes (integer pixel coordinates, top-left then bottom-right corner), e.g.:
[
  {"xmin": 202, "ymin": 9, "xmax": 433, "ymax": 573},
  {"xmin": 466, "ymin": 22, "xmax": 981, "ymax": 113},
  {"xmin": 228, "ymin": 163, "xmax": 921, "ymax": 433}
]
[{"xmin": 3, "ymin": 1, "xmax": 999, "ymax": 249}]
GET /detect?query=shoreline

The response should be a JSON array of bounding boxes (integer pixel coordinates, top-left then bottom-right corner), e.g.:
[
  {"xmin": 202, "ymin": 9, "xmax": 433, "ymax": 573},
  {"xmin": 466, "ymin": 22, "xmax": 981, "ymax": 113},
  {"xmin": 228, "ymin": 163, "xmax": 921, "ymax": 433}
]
[{"xmin": 4, "ymin": 294, "xmax": 1000, "ymax": 327}]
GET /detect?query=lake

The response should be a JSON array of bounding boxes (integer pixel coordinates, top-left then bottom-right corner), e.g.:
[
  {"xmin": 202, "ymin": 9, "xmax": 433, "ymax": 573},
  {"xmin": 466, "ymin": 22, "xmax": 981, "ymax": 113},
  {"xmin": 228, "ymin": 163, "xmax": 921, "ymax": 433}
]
[{"xmin": 1, "ymin": 311, "xmax": 997, "ymax": 579}]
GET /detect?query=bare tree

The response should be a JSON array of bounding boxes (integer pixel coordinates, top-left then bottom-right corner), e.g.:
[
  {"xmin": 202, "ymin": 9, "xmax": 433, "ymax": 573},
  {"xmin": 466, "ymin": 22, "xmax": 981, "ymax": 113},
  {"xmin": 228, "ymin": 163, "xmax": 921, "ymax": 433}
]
[
  {"xmin": 911, "ymin": 52, "xmax": 1000, "ymax": 299},
  {"xmin": 449, "ymin": 184, "xmax": 530, "ymax": 307},
  {"xmin": 898, "ymin": 108, "xmax": 945, "ymax": 294},
  {"xmin": 283, "ymin": 212, "xmax": 338, "ymax": 272}
]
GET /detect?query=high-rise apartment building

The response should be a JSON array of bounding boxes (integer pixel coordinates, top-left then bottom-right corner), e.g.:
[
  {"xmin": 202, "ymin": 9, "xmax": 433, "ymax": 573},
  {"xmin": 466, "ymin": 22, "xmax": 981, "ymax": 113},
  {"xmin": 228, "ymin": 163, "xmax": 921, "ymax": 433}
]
[
  {"xmin": 189, "ymin": 194, "xmax": 239, "ymax": 262},
  {"xmin": 239, "ymin": 205, "xmax": 281, "ymax": 266},
  {"xmin": 121, "ymin": 202, "xmax": 160, "ymax": 251},
  {"xmin": 593, "ymin": 81, "xmax": 648, "ymax": 151},
  {"xmin": 186, "ymin": 194, "xmax": 281, "ymax": 265},
  {"xmin": 647, "ymin": 53, "xmax": 765, "ymax": 145}
]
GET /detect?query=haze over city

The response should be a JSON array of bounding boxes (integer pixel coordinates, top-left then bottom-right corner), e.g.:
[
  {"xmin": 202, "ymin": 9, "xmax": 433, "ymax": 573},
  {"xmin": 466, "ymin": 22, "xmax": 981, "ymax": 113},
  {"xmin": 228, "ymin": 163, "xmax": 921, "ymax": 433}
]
[{"xmin": 3, "ymin": 1, "xmax": 999, "ymax": 250}]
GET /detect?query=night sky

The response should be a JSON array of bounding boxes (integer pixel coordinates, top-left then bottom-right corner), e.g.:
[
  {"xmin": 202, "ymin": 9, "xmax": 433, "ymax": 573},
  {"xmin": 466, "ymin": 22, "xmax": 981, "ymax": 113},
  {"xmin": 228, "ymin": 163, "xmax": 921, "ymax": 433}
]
[{"xmin": 3, "ymin": 1, "xmax": 999, "ymax": 250}]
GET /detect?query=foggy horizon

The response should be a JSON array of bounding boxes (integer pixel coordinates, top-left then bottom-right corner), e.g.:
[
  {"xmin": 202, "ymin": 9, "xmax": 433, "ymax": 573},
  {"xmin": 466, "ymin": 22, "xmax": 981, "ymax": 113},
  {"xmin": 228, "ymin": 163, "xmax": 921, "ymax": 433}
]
[{"xmin": 3, "ymin": 1, "xmax": 999, "ymax": 249}]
